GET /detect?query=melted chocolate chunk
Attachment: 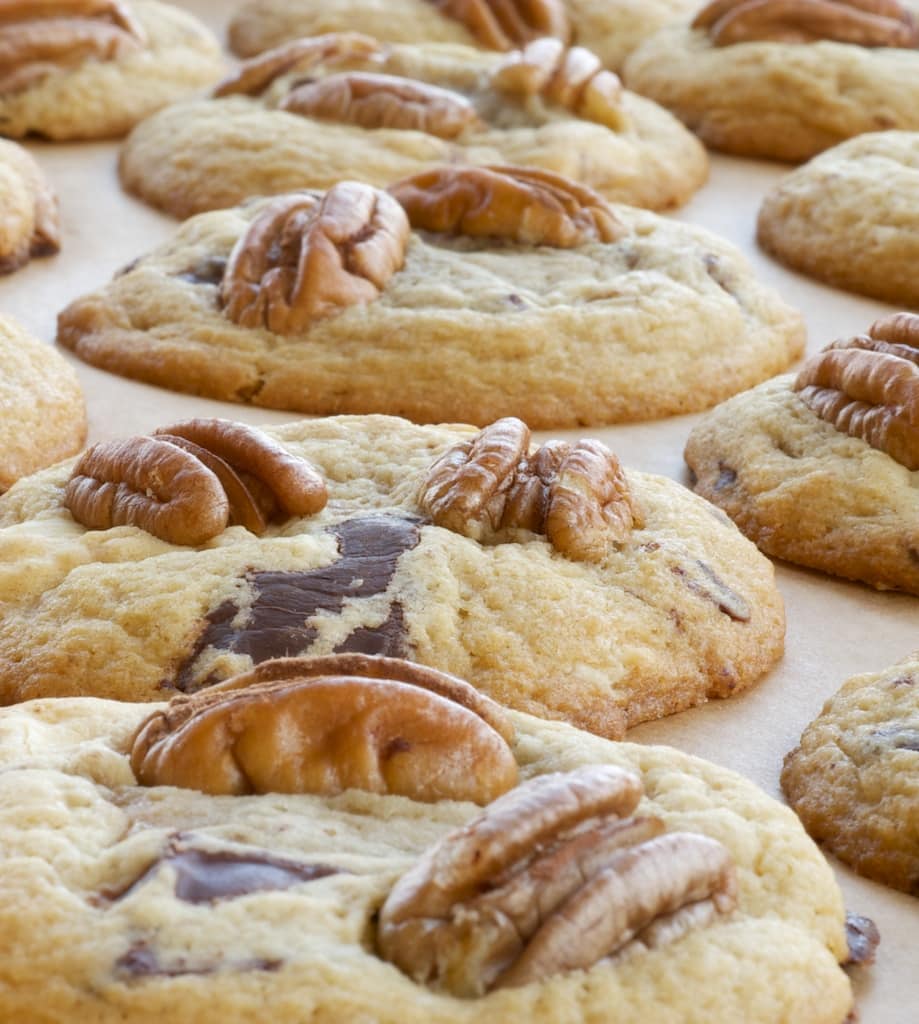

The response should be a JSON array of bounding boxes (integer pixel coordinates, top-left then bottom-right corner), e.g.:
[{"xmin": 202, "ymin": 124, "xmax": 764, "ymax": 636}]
[
  {"xmin": 670, "ymin": 560, "xmax": 751, "ymax": 622},
  {"xmin": 174, "ymin": 256, "xmax": 228, "ymax": 286},
  {"xmin": 115, "ymin": 941, "xmax": 282, "ymax": 979},
  {"xmin": 713, "ymin": 463, "xmax": 736, "ymax": 491},
  {"xmin": 108, "ymin": 840, "xmax": 341, "ymax": 906},
  {"xmin": 871, "ymin": 727, "xmax": 919, "ymax": 753},
  {"xmin": 172, "ymin": 515, "xmax": 421, "ymax": 692},
  {"xmin": 703, "ymin": 252, "xmax": 737, "ymax": 298},
  {"xmin": 844, "ymin": 912, "xmax": 880, "ymax": 967},
  {"xmin": 889, "ymin": 675, "xmax": 915, "ymax": 688}
]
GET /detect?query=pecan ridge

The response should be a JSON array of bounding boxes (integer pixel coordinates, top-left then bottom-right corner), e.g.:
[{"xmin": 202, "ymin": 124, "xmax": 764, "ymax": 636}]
[
  {"xmin": 693, "ymin": 0, "xmax": 919, "ymax": 48},
  {"xmin": 280, "ymin": 72, "xmax": 483, "ymax": 139},
  {"xmin": 389, "ymin": 165, "xmax": 625, "ymax": 248},
  {"xmin": 418, "ymin": 417, "xmax": 640, "ymax": 561},
  {"xmin": 491, "ymin": 38, "xmax": 627, "ymax": 131},
  {"xmin": 219, "ymin": 183, "xmax": 410, "ymax": 334},
  {"xmin": 428, "ymin": 0, "xmax": 570, "ymax": 51},
  {"xmin": 793, "ymin": 313, "xmax": 919, "ymax": 470},
  {"xmin": 0, "ymin": 0, "xmax": 146, "ymax": 96},
  {"xmin": 64, "ymin": 418, "xmax": 328, "ymax": 545},
  {"xmin": 378, "ymin": 766, "xmax": 737, "ymax": 996},
  {"xmin": 130, "ymin": 654, "xmax": 519, "ymax": 804}
]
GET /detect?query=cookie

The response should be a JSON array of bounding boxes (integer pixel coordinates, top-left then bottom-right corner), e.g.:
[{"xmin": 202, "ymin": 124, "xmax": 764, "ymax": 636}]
[
  {"xmin": 623, "ymin": 0, "xmax": 919, "ymax": 162},
  {"xmin": 0, "ymin": 655, "xmax": 856, "ymax": 1022},
  {"xmin": 227, "ymin": 0, "xmax": 700, "ymax": 72},
  {"xmin": 757, "ymin": 131, "xmax": 919, "ymax": 306},
  {"xmin": 684, "ymin": 312, "xmax": 919, "ymax": 594},
  {"xmin": 0, "ymin": 413, "xmax": 785, "ymax": 738},
  {"xmin": 118, "ymin": 32, "xmax": 708, "ymax": 219},
  {"xmin": 0, "ymin": 313, "xmax": 86, "ymax": 493},
  {"xmin": 782, "ymin": 651, "xmax": 919, "ymax": 896},
  {"xmin": 0, "ymin": 139, "xmax": 59, "ymax": 273},
  {"xmin": 57, "ymin": 170, "xmax": 804, "ymax": 426},
  {"xmin": 0, "ymin": 0, "xmax": 224, "ymax": 140}
]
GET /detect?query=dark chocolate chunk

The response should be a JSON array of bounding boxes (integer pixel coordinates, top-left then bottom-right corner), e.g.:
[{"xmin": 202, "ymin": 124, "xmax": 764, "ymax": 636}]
[
  {"xmin": 670, "ymin": 560, "xmax": 751, "ymax": 622},
  {"xmin": 844, "ymin": 912, "xmax": 880, "ymax": 967},
  {"xmin": 172, "ymin": 515, "xmax": 421, "ymax": 692},
  {"xmin": 173, "ymin": 256, "xmax": 228, "ymax": 286}
]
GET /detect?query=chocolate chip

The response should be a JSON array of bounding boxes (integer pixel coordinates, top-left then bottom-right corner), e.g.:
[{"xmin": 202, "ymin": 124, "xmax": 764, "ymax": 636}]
[
  {"xmin": 107, "ymin": 838, "xmax": 342, "ymax": 905},
  {"xmin": 703, "ymin": 252, "xmax": 736, "ymax": 296},
  {"xmin": 844, "ymin": 912, "xmax": 880, "ymax": 967},
  {"xmin": 173, "ymin": 256, "xmax": 228, "ymax": 286},
  {"xmin": 505, "ymin": 293, "xmax": 527, "ymax": 309},
  {"xmin": 172, "ymin": 515, "xmax": 421, "ymax": 693},
  {"xmin": 871, "ymin": 727, "xmax": 919, "ymax": 752},
  {"xmin": 889, "ymin": 675, "xmax": 915, "ymax": 687},
  {"xmin": 713, "ymin": 463, "xmax": 736, "ymax": 491},
  {"xmin": 115, "ymin": 941, "xmax": 282, "ymax": 978},
  {"xmin": 670, "ymin": 561, "xmax": 751, "ymax": 622}
]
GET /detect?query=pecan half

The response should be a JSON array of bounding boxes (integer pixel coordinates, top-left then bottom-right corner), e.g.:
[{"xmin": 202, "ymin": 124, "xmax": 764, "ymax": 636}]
[
  {"xmin": 64, "ymin": 419, "xmax": 327, "ymax": 544},
  {"xmin": 418, "ymin": 417, "xmax": 640, "ymax": 561},
  {"xmin": 428, "ymin": 0, "xmax": 570, "ymax": 50},
  {"xmin": 389, "ymin": 165, "xmax": 624, "ymax": 248},
  {"xmin": 378, "ymin": 766, "xmax": 737, "ymax": 996},
  {"xmin": 491, "ymin": 39, "xmax": 627, "ymax": 131},
  {"xmin": 693, "ymin": 0, "xmax": 919, "ymax": 48},
  {"xmin": 793, "ymin": 314, "xmax": 919, "ymax": 470},
  {"xmin": 0, "ymin": 0, "xmax": 146, "ymax": 96},
  {"xmin": 280, "ymin": 72, "xmax": 482, "ymax": 139},
  {"xmin": 219, "ymin": 185, "xmax": 410, "ymax": 334},
  {"xmin": 130, "ymin": 654, "xmax": 518, "ymax": 804},
  {"xmin": 213, "ymin": 32, "xmax": 381, "ymax": 98}
]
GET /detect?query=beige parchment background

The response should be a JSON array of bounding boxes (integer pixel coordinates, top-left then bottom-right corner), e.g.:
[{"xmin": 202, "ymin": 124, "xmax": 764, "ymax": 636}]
[{"xmin": 0, "ymin": 3, "xmax": 916, "ymax": 1020}]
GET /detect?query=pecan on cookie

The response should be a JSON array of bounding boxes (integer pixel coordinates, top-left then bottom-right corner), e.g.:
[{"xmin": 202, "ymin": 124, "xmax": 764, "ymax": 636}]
[
  {"xmin": 429, "ymin": 0, "xmax": 570, "ymax": 50},
  {"xmin": 693, "ymin": 0, "xmax": 919, "ymax": 48},
  {"xmin": 378, "ymin": 765, "xmax": 737, "ymax": 995},
  {"xmin": 219, "ymin": 184, "xmax": 410, "ymax": 334},
  {"xmin": 130, "ymin": 654, "xmax": 518, "ymax": 803},
  {"xmin": 64, "ymin": 418, "xmax": 327, "ymax": 544},
  {"xmin": 418, "ymin": 417, "xmax": 640, "ymax": 561},
  {"xmin": 793, "ymin": 314, "xmax": 919, "ymax": 470}
]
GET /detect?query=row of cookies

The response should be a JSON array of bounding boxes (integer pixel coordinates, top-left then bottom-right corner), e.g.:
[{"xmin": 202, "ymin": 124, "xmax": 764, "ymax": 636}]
[{"xmin": 0, "ymin": 0, "xmax": 916, "ymax": 1020}]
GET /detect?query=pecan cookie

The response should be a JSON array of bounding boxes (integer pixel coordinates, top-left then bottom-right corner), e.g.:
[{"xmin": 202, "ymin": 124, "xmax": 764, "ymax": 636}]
[
  {"xmin": 0, "ymin": 313, "xmax": 86, "ymax": 493},
  {"xmin": 0, "ymin": 0, "xmax": 224, "ymax": 140},
  {"xmin": 57, "ymin": 172, "xmax": 803, "ymax": 426},
  {"xmin": 782, "ymin": 651, "xmax": 919, "ymax": 895},
  {"xmin": 623, "ymin": 0, "xmax": 919, "ymax": 161},
  {"xmin": 118, "ymin": 32, "xmax": 708, "ymax": 218},
  {"xmin": 0, "ymin": 659, "xmax": 856, "ymax": 1021},
  {"xmin": 0, "ymin": 139, "xmax": 58, "ymax": 273},
  {"xmin": 227, "ymin": 0, "xmax": 700, "ymax": 72},
  {"xmin": 758, "ymin": 131, "xmax": 919, "ymax": 305},
  {"xmin": 685, "ymin": 313, "xmax": 919, "ymax": 593},
  {"xmin": 0, "ymin": 413, "xmax": 785, "ymax": 737}
]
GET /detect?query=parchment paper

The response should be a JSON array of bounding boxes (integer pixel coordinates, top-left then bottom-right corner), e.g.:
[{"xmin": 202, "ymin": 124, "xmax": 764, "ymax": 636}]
[{"xmin": 0, "ymin": 3, "xmax": 915, "ymax": 1019}]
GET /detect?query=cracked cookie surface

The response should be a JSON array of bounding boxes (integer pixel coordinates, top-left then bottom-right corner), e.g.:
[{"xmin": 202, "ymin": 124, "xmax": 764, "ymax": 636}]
[
  {"xmin": 0, "ymin": 693, "xmax": 852, "ymax": 1022},
  {"xmin": 56, "ymin": 189, "xmax": 804, "ymax": 427},
  {"xmin": 758, "ymin": 131, "xmax": 919, "ymax": 305},
  {"xmin": 782, "ymin": 651, "xmax": 919, "ymax": 895},
  {"xmin": 0, "ymin": 414, "xmax": 784, "ymax": 736}
]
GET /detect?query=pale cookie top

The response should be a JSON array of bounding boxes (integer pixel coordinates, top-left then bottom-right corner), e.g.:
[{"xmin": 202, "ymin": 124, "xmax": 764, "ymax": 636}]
[
  {"xmin": 623, "ymin": 0, "xmax": 919, "ymax": 161},
  {"xmin": 757, "ymin": 130, "xmax": 919, "ymax": 306},
  {"xmin": 0, "ymin": 138, "xmax": 58, "ymax": 273},
  {"xmin": 0, "ymin": 684, "xmax": 854, "ymax": 1023},
  {"xmin": 0, "ymin": 0, "xmax": 224, "ymax": 140},
  {"xmin": 0, "ymin": 313, "xmax": 86, "ymax": 492},
  {"xmin": 56, "ymin": 175, "xmax": 804, "ymax": 427},
  {"xmin": 0, "ymin": 413, "xmax": 785, "ymax": 738},
  {"xmin": 227, "ymin": 0, "xmax": 700, "ymax": 72},
  {"xmin": 782, "ymin": 650, "xmax": 919, "ymax": 896},
  {"xmin": 118, "ymin": 32, "xmax": 708, "ymax": 218},
  {"xmin": 685, "ymin": 313, "xmax": 919, "ymax": 594}
]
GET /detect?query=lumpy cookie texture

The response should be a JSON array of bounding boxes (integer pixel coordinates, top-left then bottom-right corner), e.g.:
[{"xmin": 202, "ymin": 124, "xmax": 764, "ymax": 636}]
[
  {"xmin": 118, "ymin": 36, "xmax": 708, "ymax": 218},
  {"xmin": 56, "ymin": 189, "xmax": 804, "ymax": 426},
  {"xmin": 227, "ymin": 0, "xmax": 700, "ymax": 71},
  {"xmin": 684, "ymin": 374, "xmax": 919, "ymax": 593},
  {"xmin": 782, "ymin": 652, "xmax": 919, "ymax": 895},
  {"xmin": 0, "ymin": 314, "xmax": 86, "ymax": 493},
  {"xmin": 757, "ymin": 131, "xmax": 919, "ymax": 305},
  {"xmin": 0, "ymin": 693, "xmax": 852, "ymax": 1022},
  {"xmin": 0, "ymin": 1, "xmax": 224, "ymax": 140},
  {"xmin": 0, "ymin": 414, "xmax": 784, "ymax": 738},
  {"xmin": 0, "ymin": 139, "xmax": 59, "ymax": 274},
  {"xmin": 623, "ymin": 7, "xmax": 919, "ymax": 162}
]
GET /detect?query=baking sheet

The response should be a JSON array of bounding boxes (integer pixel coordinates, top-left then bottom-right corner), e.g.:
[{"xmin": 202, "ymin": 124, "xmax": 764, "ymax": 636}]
[{"xmin": 0, "ymin": 3, "xmax": 916, "ymax": 1019}]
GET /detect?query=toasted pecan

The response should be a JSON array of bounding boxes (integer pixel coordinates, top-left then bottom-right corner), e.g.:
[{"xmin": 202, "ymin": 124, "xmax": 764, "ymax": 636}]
[{"xmin": 428, "ymin": 0, "xmax": 570, "ymax": 50}]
